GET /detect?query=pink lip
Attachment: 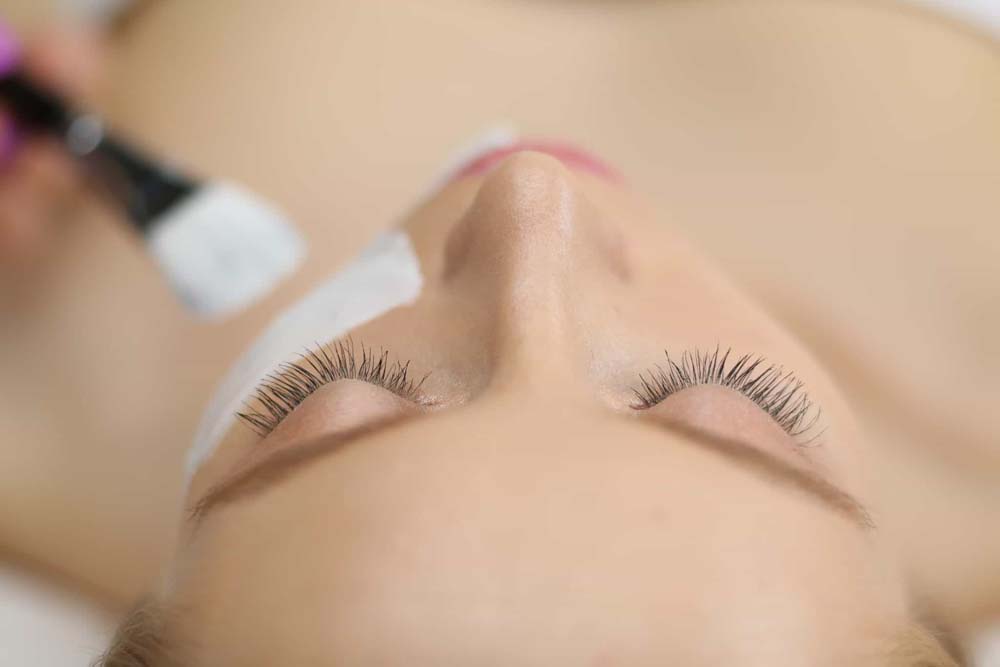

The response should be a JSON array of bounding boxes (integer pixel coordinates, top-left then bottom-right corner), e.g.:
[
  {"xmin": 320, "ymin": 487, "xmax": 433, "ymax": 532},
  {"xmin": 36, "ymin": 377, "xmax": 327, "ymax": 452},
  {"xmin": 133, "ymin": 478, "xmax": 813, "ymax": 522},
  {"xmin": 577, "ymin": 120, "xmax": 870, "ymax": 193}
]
[{"xmin": 449, "ymin": 140, "xmax": 623, "ymax": 184}]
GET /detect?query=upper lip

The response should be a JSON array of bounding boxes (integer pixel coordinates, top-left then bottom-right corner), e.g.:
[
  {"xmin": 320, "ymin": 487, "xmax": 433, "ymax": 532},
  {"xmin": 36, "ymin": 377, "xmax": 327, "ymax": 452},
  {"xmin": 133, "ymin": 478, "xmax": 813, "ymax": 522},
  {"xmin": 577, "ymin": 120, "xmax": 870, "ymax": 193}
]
[{"xmin": 449, "ymin": 140, "xmax": 623, "ymax": 184}]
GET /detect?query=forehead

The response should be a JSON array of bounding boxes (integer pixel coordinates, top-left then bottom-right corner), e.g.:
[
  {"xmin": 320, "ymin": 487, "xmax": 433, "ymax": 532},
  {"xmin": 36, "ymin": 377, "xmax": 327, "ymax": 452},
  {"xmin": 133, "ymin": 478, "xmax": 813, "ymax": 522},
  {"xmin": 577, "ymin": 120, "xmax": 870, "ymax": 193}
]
[{"xmin": 171, "ymin": 407, "xmax": 904, "ymax": 665}]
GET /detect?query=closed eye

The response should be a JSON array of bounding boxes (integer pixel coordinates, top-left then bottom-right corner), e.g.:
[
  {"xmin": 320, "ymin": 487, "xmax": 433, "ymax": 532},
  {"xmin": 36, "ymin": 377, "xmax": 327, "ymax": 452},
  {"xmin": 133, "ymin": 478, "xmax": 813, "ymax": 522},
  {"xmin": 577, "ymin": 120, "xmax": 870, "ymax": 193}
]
[
  {"xmin": 631, "ymin": 347, "xmax": 824, "ymax": 443},
  {"xmin": 236, "ymin": 338, "xmax": 428, "ymax": 437}
]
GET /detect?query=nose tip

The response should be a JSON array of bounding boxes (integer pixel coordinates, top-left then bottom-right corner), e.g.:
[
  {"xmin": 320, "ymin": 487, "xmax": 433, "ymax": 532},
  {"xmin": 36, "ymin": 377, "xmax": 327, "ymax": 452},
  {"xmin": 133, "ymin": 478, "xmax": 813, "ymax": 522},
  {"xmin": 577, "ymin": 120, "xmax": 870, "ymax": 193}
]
[
  {"xmin": 444, "ymin": 150, "xmax": 626, "ymax": 287},
  {"xmin": 444, "ymin": 151, "xmax": 575, "ymax": 283}
]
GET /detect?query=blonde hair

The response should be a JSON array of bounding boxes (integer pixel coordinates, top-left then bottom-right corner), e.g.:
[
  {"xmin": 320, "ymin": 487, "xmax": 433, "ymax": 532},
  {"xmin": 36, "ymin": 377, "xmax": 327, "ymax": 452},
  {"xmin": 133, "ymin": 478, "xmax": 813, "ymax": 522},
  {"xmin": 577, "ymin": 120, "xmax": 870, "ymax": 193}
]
[
  {"xmin": 95, "ymin": 599, "xmax": 170, "ymax": 667},
  {"xmin": 885, "ymin": 622, "xmax": 966, "ymax": 667},
  {"xmin": 97, "ymin": 598, "xmax": 967, "ymax": 667}
]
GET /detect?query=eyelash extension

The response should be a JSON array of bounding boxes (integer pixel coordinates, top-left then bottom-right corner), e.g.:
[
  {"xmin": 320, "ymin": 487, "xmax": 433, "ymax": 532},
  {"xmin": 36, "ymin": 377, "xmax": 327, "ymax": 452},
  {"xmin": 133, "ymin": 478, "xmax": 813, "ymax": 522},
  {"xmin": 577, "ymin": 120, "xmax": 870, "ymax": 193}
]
[
  {"xmin": 237, "ymin": 339, "xmax": 426, "ymax": 437},
  {"xmin": 631, "ymin": 347, "xmax": 822, "ymax": 441}
]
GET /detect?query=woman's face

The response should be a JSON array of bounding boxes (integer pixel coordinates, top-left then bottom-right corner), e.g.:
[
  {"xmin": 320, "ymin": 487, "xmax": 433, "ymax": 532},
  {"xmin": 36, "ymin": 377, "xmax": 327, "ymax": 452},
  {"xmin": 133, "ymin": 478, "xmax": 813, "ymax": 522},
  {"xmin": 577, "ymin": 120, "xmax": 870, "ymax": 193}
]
[{"xmin": 173, "ymin": 150, "xmax": 907, "ymax": 664}]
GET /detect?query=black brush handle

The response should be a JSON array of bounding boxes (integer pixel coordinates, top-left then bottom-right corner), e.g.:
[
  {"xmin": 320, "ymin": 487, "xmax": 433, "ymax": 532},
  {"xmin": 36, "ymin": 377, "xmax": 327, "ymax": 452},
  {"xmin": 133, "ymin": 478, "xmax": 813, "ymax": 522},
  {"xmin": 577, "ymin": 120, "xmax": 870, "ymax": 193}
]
[
  {"xmin": 86, "ymin": 134, "xmax": 196, "ymax": 232},
  {"xmin": 0, "ymin": 72, "xmax": 70, "ymax": 130},
  {"xmin": 0, "ymin": 71, "xmax": 196, "ymax": 233}
]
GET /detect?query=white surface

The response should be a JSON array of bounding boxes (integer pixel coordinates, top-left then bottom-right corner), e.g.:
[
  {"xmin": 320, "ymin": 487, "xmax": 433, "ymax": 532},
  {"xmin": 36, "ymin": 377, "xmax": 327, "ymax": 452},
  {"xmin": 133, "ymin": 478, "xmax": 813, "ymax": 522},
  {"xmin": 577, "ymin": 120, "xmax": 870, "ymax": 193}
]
[
  {"xmin": 185, "ymin": 229, "xmax": 423, "ymax": 482},
  {"xmin": 973, "ymin": 622, "xmax": 1000, "ymax": 667},
  {"xmin": 0, "ymin": 563, "xmax": 113, "ymax": 666},
  {"xmin": 147, "ymin": 181, "xmax": 306, "ymax": 320},
  {"xmin": 905, "ymin": 0, "xmax": 1000, "ymax": 40}
]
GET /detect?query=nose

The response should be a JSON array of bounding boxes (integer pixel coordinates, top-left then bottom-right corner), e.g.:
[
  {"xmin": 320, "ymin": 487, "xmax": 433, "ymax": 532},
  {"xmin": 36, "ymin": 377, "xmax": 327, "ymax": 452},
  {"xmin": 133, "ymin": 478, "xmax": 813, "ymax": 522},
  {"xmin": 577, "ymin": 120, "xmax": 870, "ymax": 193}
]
[{"xmin": 443, "ymin": 151, "xmax": 628, "ymax": 387}]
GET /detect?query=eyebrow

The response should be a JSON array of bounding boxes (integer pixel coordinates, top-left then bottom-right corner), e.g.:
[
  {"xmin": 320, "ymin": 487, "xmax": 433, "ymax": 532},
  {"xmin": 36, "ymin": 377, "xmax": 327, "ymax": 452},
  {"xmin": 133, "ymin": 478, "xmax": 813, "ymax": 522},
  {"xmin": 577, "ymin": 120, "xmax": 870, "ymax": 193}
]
[
  {"xmin": 188, "ymin": 414, "xmax": 873, "ymax": 530},
  {"xmin": 650, "ymin": 420, "xmax": 874, "ymax": 530},
  {"xmin": 189, "ymin": 414, "xmax": 413, "ymax": 523}
]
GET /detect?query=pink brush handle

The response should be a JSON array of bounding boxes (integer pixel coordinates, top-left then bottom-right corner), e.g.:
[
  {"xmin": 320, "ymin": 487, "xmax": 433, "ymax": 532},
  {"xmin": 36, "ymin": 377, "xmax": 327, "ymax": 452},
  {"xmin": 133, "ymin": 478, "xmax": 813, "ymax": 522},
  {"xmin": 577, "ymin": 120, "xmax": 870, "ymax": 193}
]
[
  {"xmin": 0, "ymin": 19, "xmax": 21, "ymax": 165},
  {"xmin": 0, "ymin": 18, "xmax": 18, "ymax": 75}
]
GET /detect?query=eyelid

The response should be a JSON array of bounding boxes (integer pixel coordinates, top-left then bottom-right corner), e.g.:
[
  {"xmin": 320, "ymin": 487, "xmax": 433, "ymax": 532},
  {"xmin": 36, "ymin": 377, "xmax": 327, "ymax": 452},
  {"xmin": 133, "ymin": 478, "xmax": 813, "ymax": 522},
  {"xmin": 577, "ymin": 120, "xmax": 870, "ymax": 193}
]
[
  {"xmin": 631, "ymin": 347, "xmax": 824, "ymax": 443},
  {"xmin": 255, "ymin": 379, "xmax": 420, "ymax": 449},
  {"xmin": 639, "ymin": 384, "xmax": 817, "ymax": 471},
  {"xmin": 237, "ymin": 338, "xmax": 427, "ymax": 438}
]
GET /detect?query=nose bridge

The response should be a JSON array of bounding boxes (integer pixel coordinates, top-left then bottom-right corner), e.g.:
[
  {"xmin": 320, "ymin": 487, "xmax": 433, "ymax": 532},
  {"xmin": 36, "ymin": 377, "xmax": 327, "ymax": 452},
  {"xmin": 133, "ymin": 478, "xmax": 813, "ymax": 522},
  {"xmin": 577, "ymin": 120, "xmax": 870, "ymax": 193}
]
[{"xmin": 442, "ymin": 152, "xmax": 622, "ymax": 389}]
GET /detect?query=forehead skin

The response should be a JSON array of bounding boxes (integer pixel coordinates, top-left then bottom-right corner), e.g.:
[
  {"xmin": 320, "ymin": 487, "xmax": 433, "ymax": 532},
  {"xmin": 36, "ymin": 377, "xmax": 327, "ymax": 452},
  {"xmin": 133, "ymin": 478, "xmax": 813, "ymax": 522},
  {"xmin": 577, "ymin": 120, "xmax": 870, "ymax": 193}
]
[{"xmin": 173, "ymin": 400, "xmax": 906, "ymax": 666}]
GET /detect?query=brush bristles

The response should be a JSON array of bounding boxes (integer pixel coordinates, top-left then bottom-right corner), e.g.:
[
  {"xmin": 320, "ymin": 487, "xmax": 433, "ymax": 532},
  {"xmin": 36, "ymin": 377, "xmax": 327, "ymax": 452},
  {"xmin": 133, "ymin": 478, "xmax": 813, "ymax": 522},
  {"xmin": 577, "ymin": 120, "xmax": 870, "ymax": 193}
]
[{"xmin": 145, "ymin": 182, "xmax": 305, "ymax": 318}]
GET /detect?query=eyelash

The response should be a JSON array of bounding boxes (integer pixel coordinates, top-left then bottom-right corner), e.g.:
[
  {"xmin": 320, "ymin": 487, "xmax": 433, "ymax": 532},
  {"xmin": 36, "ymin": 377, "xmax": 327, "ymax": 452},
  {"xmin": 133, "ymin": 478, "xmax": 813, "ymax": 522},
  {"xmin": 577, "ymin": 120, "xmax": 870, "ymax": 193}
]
[
  {"xmin": 238, "ymin": 343, "xmax": 820, "ymax": 441},
  {"xmin": 631, "ymin": 347, "xmax": 823, "ymax": 441},
  {"xmin": 237, "ymin": 339, "xmax": 426, "ymax": 436}
]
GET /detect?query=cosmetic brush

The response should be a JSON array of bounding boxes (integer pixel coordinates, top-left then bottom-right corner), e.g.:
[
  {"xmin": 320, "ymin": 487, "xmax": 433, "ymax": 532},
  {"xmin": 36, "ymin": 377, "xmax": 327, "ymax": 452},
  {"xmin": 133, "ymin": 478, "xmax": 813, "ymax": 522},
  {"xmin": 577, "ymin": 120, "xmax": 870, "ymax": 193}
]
[{"xmin": 0, "ymin": 71, "xmax": 305, "ymax": 319}]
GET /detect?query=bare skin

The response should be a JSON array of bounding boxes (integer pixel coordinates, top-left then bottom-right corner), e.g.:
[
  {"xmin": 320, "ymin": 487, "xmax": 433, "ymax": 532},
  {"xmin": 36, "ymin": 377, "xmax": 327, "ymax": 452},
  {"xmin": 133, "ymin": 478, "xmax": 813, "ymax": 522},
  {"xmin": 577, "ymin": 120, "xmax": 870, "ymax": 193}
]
[
  {"xmin": 0, "ymin": 0, "xmax": 997, "ymax": 647},
  {"xmin": 161, "ymin": 152, "xmax": 910, "ymax": 663}
]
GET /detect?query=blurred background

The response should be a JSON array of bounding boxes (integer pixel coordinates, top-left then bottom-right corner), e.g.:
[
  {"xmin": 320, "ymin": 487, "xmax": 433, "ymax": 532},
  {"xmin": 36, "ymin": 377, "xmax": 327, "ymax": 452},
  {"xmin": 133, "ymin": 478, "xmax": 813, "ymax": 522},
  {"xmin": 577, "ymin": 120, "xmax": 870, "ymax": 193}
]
[{"xmin": 0, "ymin": 0, "xmax": 998, "ymax": 664}]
